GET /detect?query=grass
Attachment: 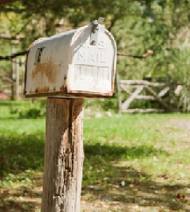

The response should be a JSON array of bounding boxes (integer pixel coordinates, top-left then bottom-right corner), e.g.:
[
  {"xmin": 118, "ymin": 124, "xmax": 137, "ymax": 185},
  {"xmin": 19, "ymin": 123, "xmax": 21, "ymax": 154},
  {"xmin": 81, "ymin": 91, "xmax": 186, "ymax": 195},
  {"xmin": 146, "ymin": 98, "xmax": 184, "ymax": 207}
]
[{"xmin": 0, "ymin": 101, "xmax": 190, "ymax": 211}]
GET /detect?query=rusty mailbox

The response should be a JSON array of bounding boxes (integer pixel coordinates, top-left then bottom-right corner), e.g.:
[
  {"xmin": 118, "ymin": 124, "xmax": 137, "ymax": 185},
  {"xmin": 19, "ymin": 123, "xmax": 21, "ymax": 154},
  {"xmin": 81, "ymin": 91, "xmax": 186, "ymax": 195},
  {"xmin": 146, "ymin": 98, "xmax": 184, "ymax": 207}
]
[{"xmin": 25, "ymin": 21, "xmax": 117, "ymax": 97}]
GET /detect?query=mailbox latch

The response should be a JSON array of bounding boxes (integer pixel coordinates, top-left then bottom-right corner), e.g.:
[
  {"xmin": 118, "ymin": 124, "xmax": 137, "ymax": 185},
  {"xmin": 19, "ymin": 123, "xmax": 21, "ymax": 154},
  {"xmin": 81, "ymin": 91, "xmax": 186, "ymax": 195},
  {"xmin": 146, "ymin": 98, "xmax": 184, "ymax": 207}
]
[
  {"xmin": 90, "ymin": 17, "xmax": 104, "ymax": 46},
  {"xmin": 34, "ymin": 47, "xmax": 45, "ymax": 64}
]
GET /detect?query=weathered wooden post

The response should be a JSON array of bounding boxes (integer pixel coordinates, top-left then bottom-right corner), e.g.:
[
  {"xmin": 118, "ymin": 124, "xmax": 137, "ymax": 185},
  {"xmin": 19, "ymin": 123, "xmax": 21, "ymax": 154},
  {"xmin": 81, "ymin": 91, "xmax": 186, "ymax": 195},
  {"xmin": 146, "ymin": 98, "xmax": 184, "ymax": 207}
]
[
  {"xmin": 42, "ymin": 98, "xmax": 84, "ymax": 211},
  {"xmin": 24, "ymin": 19, "xmax": 117, "ymax": 212}
]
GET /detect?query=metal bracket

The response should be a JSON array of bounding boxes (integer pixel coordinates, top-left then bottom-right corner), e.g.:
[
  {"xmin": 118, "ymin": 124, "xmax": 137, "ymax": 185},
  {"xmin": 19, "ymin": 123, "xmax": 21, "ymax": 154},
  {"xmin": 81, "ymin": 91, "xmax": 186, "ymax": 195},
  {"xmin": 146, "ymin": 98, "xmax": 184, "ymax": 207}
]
[
  {"xmin": 90, "ymin": 17, "xmax": 104, "ymax": 46},
  {"xmin": 34, "ymin": 47, "xmax": 45, "ymax": 64}
]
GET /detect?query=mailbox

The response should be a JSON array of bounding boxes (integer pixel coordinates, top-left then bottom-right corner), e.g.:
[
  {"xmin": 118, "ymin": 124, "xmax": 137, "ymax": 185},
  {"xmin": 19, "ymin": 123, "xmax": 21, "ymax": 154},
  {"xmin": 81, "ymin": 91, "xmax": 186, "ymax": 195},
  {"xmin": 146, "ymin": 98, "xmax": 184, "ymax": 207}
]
[{"xmin": 25, "ymin": 21, "xmax": 117, "ymax": 97}]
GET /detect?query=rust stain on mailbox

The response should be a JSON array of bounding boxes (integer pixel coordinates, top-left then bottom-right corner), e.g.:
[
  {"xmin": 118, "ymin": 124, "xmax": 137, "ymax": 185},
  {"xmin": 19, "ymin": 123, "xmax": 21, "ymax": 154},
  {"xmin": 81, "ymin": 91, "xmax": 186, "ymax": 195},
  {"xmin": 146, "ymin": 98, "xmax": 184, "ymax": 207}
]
[
  {"xmin": 32, "ymin": 60, "xmax": 58, "ymax": 84},
  {"xmin": 25, "ymin": 22, "xmax": 117, "ymax": 98},
  {"xmin": 35, "ymin": 87, "xmax": 50, "ymax": 93}
]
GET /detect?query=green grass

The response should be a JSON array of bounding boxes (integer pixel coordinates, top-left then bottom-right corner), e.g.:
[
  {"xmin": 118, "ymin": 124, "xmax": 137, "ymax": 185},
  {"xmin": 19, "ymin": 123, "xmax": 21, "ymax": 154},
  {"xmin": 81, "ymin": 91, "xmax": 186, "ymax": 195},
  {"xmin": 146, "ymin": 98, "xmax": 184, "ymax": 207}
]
[{"xmin": 0, "ymin": 101, "xmax": 190, "ymax": 211}]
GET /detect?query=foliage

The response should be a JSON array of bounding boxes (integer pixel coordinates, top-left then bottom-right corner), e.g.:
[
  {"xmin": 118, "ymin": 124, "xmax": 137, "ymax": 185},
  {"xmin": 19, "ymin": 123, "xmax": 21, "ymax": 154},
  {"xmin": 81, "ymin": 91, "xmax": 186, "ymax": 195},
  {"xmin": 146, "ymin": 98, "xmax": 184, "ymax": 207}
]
[
  {"xmin": 9, "ymin": 100, "xmax": 46, "ymax": 118},
  {"xmin": 1, "ymin": 1, "xmax": 190, "ymax": 109},
  {"xmin": 169, "ymin": 49, "xmax": 190, "ymax": 111},
  {"xmin": 85, "ymin": 97, "xmax": 118, "ymax": 112}
]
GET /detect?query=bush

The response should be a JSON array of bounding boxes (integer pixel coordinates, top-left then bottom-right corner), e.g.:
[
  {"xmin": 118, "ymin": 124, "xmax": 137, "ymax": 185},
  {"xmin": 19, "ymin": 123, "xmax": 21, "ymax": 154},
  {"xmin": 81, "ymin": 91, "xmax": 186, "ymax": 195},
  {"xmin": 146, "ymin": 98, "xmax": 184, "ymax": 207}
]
[
  {"xmin": 10, "ymin": 101, "xmax": 46, "ymax": 118},
  {"xmin": 165, "ymin": 49, "xmax": 190, "ymax": 112},
  {"xmin": 85, "ymin": 97, "xmax": 118, "ymax": 112}
]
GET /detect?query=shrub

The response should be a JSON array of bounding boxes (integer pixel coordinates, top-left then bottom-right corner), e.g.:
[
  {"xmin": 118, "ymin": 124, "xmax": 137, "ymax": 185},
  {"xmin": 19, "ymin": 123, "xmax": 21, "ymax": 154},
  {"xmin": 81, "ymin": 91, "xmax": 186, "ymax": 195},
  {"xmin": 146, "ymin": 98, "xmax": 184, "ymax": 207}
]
[{"xmin": 10, "ymin": 101, "xmax": 46, "ymax": 118}]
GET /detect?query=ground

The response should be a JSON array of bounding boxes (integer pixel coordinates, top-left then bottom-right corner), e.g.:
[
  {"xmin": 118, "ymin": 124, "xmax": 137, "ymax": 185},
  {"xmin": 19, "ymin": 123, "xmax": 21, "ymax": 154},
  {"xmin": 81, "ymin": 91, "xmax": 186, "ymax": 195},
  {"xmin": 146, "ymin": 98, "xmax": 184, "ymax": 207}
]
[{"xmin": 0, "ymin": 101, "xmax": 190, "ymax": 211}]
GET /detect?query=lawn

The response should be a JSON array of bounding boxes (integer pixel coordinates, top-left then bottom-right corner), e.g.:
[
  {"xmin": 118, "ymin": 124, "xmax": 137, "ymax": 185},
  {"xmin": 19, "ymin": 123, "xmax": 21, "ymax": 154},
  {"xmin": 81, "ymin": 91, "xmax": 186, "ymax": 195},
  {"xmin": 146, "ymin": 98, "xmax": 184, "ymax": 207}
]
[{"xmin": 0, "ymin": 101, "xmax": 190, "ymax": 211}]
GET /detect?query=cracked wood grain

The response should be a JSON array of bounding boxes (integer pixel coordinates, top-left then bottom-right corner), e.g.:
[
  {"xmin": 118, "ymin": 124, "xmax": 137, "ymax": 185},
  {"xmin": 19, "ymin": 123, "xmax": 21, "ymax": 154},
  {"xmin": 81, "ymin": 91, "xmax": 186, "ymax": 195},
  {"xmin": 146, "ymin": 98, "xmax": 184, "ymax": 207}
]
[{"xmin": 42, "ymin": 98, "xmax": 84, "ymax": 212}]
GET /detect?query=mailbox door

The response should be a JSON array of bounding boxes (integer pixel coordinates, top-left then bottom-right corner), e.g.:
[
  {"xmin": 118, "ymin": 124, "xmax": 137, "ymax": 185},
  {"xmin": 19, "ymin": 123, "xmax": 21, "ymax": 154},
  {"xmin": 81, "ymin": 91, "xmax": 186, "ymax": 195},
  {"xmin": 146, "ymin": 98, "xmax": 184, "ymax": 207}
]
[{"xmin": 67, "ymin": 25, "xmax": 116, "ymax": 96}]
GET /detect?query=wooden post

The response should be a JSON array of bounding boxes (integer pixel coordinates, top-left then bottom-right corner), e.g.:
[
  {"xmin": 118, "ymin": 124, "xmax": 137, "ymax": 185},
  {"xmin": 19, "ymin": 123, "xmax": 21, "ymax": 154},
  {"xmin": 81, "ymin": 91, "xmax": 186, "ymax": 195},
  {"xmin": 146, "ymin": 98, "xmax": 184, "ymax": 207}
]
[{"xmin": 42, "ymin": 98, "xmax": 84, "ymax": 212}]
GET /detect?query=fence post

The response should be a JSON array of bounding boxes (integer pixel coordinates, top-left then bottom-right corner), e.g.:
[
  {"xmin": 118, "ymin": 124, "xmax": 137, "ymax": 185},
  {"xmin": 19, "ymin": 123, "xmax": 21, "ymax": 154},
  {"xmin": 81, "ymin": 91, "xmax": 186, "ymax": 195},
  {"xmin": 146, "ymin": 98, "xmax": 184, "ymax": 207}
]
[{"xmin": 42, "ymin": 97, "xmax": 84, "ymax": 212}]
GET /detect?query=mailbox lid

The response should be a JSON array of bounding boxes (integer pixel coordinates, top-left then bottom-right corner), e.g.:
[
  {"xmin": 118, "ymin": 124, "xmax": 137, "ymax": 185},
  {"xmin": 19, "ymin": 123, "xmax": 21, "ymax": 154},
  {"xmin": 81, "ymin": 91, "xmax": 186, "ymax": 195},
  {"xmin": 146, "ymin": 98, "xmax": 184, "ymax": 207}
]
[{"xmin": 25, "ymin": 24, "xmax": 117, "ymax": 97}]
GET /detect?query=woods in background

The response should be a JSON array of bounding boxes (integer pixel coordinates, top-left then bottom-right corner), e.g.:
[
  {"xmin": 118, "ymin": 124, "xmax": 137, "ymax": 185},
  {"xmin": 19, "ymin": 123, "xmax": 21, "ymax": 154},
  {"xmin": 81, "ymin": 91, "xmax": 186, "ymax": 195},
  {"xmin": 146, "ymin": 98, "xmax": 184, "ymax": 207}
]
[{"xmin": 1, "ymin": 0, "xmax": 190, "ymax": 111}]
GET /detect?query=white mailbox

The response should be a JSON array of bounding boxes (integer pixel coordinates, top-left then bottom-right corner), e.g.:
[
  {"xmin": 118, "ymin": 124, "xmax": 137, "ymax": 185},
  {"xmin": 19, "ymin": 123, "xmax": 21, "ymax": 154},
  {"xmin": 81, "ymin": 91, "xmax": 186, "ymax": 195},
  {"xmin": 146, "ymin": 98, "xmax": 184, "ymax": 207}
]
[{"xmin": 24, "ymin": 21, "xmax": 117, "ymax": 97}]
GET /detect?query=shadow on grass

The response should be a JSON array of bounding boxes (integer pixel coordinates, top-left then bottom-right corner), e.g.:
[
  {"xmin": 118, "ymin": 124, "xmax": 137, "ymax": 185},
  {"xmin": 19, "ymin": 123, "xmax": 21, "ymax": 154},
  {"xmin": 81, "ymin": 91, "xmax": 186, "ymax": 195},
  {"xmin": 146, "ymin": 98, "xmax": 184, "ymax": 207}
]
[
  {"xmin": 84, "ymin": 143, "xmax": 167, "ymax": 160},
  {"xmin": 0, "ymin": 177, "xmax": 42, "ymax": 212},
  {"xmin": 0, "ymin": 133, "xmax": 189, "ymax": 211},
  {"xmin": 0, "ymin": 133, "xmax": 44, "ymax": 177},
  {"xmin": 0, "ymin": 134, "xmax": 166, "ymax": 177},
  {"xmin": 84, "ymin": 165, "xmax": 189, "ymax": 211},
  {"xmin": 83, "ymin": 144, "xmax": 189, "ymax": 211}
]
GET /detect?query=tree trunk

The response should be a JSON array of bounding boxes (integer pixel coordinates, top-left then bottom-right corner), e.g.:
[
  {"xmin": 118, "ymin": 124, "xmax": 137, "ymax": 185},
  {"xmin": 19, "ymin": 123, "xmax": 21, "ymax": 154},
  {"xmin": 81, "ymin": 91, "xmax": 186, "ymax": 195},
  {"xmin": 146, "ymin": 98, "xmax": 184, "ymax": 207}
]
[
  {"xmin": 116, "ymin": 73, "xmax": 121, "ymax": 113},
  {"xmin": 42, "ymin": 98, "xmax": 84, "ymax": 212},
  {"xmin": 10, "ymin": 59, "xmax": 16, "ymax": 100},
  {"xmin": 15, "ymin": 58, "xmax": 20, "ymax": 100}
]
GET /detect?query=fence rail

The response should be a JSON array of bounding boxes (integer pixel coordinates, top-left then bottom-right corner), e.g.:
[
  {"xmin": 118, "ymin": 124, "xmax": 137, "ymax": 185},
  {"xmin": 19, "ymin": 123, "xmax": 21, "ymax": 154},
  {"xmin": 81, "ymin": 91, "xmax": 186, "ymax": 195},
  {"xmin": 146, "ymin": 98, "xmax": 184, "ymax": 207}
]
[{"xmin": 118, "ymin": 80, "xmax": 177, "ymax": 113}]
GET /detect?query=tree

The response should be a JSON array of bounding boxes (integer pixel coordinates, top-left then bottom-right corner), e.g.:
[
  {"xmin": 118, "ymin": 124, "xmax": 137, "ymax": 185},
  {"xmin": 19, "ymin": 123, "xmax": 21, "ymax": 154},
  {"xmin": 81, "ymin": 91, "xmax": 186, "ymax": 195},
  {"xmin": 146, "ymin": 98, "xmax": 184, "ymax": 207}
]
[{"xmin": 1, "ymin": 0, "xmax": 190, "ymax": 110}]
